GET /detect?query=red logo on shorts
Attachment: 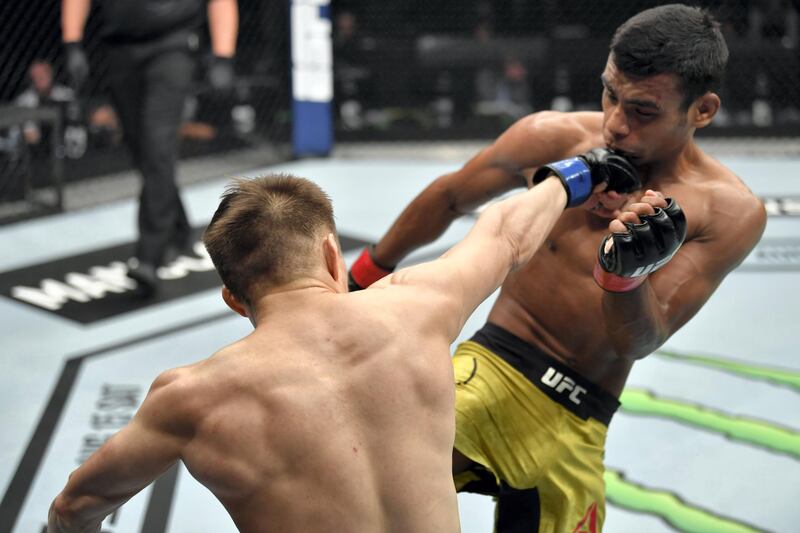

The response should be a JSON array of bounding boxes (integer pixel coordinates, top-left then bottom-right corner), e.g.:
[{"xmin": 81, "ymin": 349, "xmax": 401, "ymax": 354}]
[{"xmin": 572, "ymin": 502, "xmax": 598, "ymax": 533}]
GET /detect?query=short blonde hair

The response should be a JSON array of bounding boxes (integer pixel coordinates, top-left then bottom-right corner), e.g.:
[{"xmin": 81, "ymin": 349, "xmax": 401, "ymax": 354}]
[{"xmin": 203, "ymin": 173, "xmax": 336, "ymax": 303}]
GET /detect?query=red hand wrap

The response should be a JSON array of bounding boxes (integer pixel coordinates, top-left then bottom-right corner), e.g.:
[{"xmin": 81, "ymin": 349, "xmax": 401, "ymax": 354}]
[
  {"xmin": 350, "ymin": 247, "xmax": 392, "ymax": 288},
  {"xmin": 593, "ymin": 262, "xmax": 647, "ymax": 292}
]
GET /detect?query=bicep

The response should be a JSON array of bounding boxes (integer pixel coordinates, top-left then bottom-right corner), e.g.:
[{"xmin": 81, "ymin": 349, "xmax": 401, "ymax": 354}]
[
  {"xmin": 426, "ymin": 112, "xmax": 584, "ymax": 214},
  {"xmin": 380, "ymin": 219, "xmax": 513, "ymax": 339},
  {"xmin": 650, "ymin": 221, "xmax": 763, "ymax": 333},
  {"xmin": 443, "ymin": 116, "xmax": 567, "ymax": 212},
  {"xmin": 443, "ymin": 151, "xmax": 527, "ymax": 215}
]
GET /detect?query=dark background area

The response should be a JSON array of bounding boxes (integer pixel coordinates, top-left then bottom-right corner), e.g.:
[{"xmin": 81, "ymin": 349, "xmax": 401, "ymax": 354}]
[
  {"xmin": 0, "ymin": 0, "xmax": 291, "ymax": 200},
  {"xmin": 332, "ymin": 0, "xmax": 800, "ymax": 140},
  {"xmin": 1, "ymin": 0, "xmax": 799, "ymax": 208}
]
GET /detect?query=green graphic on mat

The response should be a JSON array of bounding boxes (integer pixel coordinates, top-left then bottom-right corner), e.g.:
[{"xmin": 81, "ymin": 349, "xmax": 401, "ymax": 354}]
[
  {"xmin": 655, "ymin": 350, "xmax": 800, "ymax": 391},
  {"xmin": 619, "ymin": 388, "xmax": 800, "ymax": 459},
  {"xmin": 604, "ymin": 470, "xmax": 763, "ymax": 532}
]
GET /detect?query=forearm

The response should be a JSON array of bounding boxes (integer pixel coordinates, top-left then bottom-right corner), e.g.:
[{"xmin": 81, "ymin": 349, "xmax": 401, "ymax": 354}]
[
  {"xmin": 208, "ymin": 0, "xmax": 238, "ymax": 57},
  {"xmin": 373, "ymin": 176, "xmax": 466, "ymax": 266},
  {"xmin": 48, "ymin": 491, "xmax": 112, "ymax": 533},
  {"xmin": 485, "ymin": 177, "xmax": 566, "ymax": 269},
  {"xmin": 61, "ymin": 0, "xmax": 91, "ymax": 42},
  {"xmin": 601, "ymin": 283, "xmax": 669, "ymax": 359}
]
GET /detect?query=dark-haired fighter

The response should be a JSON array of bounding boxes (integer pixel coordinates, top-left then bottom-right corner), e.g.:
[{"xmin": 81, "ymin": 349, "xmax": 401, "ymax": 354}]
[
  {"xmin": 48, "ymin": 161, "xmax": 639, "ymax": 532},
  {"xmin": 348, "ymin": 4, "xmax": 766, "ymax": 531}
]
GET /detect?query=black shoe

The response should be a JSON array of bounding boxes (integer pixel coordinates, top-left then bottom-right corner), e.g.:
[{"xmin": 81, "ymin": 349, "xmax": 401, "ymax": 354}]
[
  {"xmin": 162, "ymin": 241, "xmax": 196, "ymax": 266},
  {"xmin": 127, "ymin": 262, "xmax": 160, "ymax": 298}
]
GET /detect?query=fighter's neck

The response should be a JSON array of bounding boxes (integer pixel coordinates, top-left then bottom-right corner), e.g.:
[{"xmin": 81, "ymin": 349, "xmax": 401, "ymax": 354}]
[
  {"xmin": 637, "ymin": 141, "xmax": 702, "ymax": 186},
  {"xmin": 250, "ymin": 279, "xmax": 342, "ymax": 325}
]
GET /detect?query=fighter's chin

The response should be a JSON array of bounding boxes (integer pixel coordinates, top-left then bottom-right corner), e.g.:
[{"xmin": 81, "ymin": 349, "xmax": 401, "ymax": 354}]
[{"xmin": 605, "ymin": 143, "xmax": 642, "ymax": 163}]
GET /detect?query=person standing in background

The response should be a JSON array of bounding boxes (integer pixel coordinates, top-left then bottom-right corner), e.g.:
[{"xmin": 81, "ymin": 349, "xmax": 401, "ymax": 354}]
[{"xmin": 61, "ymin": 0, "xmax": 239, "ymax": 296}]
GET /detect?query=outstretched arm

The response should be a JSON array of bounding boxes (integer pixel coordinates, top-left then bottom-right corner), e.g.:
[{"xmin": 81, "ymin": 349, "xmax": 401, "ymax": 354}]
[
  {"xmin": 372, "ymin": 146, "xmax": 529, "ymax": 268},
  {"xmin": 48, "ymin": 370, "xmax": 192, "ymax": 533},
  {"xmin": 350, "ymin": 112, "xmax": 599, "ymax": 290},
  {"xmin": 377, "ymin": 177, "xmax": 567, "ymax": 341},
  {"xmin": 373, "ymin": 112, "xmax": 598, "ymax": 266}
]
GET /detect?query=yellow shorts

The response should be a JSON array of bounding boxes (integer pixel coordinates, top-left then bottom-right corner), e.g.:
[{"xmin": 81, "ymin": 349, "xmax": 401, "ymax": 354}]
[{"xmin": 453, "ymin": 323, "xmax": 619, "ymax": 533}]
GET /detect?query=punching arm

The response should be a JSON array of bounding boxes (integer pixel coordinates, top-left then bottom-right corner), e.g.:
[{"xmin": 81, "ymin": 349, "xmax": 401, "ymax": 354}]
[{"xmin": 350, "ymin": 112, "xmax": 602, "ymax": 290}]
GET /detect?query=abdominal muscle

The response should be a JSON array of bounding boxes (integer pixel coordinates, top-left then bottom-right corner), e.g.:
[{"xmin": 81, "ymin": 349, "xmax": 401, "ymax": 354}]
[{"xmin": 485, "ymin": 213, "xmax": 637, "ymax": 395}]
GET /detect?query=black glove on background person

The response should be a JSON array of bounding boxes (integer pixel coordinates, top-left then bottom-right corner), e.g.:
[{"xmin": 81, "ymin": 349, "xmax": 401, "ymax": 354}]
[
  {"xmin": 64, "ymin": 41, "xmax": 89, "ymax": 92},
  {"xmin": 208, "ymin": 55, "xmax": 234, "ymax": 91}
]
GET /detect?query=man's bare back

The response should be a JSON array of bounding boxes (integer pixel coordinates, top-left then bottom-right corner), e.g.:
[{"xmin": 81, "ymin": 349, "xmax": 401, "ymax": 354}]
[{"xmin": 170, "ymin": 291, "xmax": 460, "ymax": 532}]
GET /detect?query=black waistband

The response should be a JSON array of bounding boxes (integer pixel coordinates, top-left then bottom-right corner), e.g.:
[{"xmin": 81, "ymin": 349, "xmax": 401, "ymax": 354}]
[{"xmin": 469, "ymin": 323, "xmax": 620, "ymax": 425}]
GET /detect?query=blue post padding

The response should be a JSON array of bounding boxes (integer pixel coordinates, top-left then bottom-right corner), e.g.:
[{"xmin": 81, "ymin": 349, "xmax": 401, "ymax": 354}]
[
  {"xmin": 293, "ymin": 100, "xmax": 332, "ymax": 157},
  {"xmin": 549, "ymin": 157, "xmax": 593, "ymax": 207}
]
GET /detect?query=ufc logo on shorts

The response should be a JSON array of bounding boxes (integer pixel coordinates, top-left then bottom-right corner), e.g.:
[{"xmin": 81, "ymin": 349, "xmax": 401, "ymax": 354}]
[{"xmin": 541, "ymin": 367, "xmax": 587, "ymax": 405}]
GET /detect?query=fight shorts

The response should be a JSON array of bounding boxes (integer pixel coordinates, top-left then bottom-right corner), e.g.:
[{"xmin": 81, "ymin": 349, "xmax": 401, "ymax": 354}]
[{"xmin": 453, "ymin": 322, "xmax": 620, "ymax": 533}]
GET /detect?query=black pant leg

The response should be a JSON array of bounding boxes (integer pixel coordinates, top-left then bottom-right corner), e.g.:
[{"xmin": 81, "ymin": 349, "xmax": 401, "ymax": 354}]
[
  {"xmin": 135, "ymin": 48, "xmax": 194, "ymax": 266},
  {"xmin": 105, "ymin": 46, "xmax": 143, "ymax": 169}
]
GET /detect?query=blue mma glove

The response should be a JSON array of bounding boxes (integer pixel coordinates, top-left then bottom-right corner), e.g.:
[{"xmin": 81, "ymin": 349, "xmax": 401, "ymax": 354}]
[{"xmin": 532, "ymin": 148, "xmax": 641, "ymax": 207}]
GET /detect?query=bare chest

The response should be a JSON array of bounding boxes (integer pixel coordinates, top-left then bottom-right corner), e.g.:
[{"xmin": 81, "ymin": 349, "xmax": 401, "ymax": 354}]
[
  {"xmin": 539, "ymin": 211, "xmax": 609, "ymax": 274},
  {"xmin": 498, "ymin": 212, "xmax": 609, "ymax": 334}
]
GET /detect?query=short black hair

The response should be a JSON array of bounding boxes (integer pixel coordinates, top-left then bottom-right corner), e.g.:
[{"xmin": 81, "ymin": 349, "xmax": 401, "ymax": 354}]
[{"xmin": 610, "ymin": 4, "xmax": 728, "ymax": 108}]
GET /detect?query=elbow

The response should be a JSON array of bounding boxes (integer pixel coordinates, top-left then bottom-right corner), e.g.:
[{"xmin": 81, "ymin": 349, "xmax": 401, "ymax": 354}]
[
  {"xmin": 610, "ymin": 334, "xmax": 663, "ymax": 361},
  {"xmin": 50, "ymin": 493, "xmax": 76, "ymax": 531},
  {"xmin": 430, "ymin": 173, "xmax": 467, "ymax": 217},
  {"xmin": 634, "ymin": 332, "xmax": 668, "ymax": 360},
  {"xmin": 605, "ymin": 314, "xmax": 670, "ymax": 360},
  {"xmin": 481, "ymin": 203, "xmax": 523, "ymax": 271},
  {"xmin": 630, "ymin": 321, "xmax": 670, "ymax": 359},
  {"xmin": 505, "ymin": 233, "xmax": 524, "ymax": 272}
]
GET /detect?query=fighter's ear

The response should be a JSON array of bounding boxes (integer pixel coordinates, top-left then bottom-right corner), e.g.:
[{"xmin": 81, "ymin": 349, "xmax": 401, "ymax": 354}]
[
  {"xmin": 322, "ymin": 233, "xmax": 342, "ymax": 282},
  {"xmin": 692, "ymin": 92, "xmax": 720, "ymax": 129},
  {"xmin": 221, "ymin": 286, "xmax": 248, "ymax": 317}
]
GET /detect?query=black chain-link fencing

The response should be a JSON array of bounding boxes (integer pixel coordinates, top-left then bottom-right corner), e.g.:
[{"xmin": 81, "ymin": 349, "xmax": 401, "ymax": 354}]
[
  {"xmin": 0, "ymin": 0, "xmax": 291, "ymax": 216},
  {"xmin": 2, "ymin": 1, "xmax": 799, "ymax": 218},
  {"xmin": 332, "ymin": 0, "xmax": 800, "ymax": 141}
]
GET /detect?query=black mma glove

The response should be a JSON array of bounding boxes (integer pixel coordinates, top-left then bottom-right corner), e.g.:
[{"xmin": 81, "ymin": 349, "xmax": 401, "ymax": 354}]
[
  {"xmin": 208, "ymin": 55, "xmax": 235, "ymax": 91},
  {"xmin": 64, "ymin": 41, "xmax": 90, "ymax": 91},
  {"xmin": 593, "ymin": 197, "xmax": 687, "ymax": 292},
  {"xmin": 532, "ymin": 148, "xmax": 641, "ymax": 207},
  {"xmin": 348, "ymin": 246, "xmax": 394, "ymax": 291}
]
